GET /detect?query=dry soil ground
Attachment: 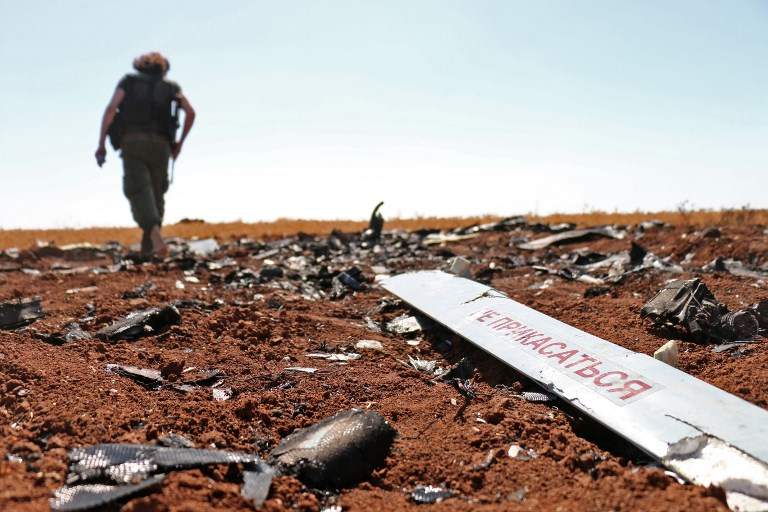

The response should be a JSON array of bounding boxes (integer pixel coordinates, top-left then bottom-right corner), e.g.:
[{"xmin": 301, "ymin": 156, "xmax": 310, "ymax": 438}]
[{"xmin": 1, "ymin": 217, "xmax": 767, "ymax": 511}]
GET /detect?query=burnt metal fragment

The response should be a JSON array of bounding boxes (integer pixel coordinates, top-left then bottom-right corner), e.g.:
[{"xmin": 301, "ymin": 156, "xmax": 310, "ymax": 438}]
[
  {"xmin": 106, "ymin": 364, "xmax": 164, "ymax": 389},
  {"xmin": 750, "ymin": 301, "xmax": 768, "ymax": 329},
  {"xmin": 409, "ymin": 485, "xmax": 454, "ymax": 504},
  {"xmin": 0, "ymin": 297, "xmax": 44, "ymax": 329},
  {"xmin": 122, "ymin": 281, "xmax": 154, "ymax": 299},
  {"xmin": 172, "ymin": 298, "xmax": 223, "ymax": 311},
  {"xmin": 259, "ymin": 265, "xmax": 284, "ymax": 281},
  {"xmin": 641, "ymin": 278, "xmax": 764, "ymax": 342},
  {"xmin": 34, "ymin": 323, "xmax": 90, "ymax": 345},
  {"xmin": 363, "ymin": 201, "xmax": 385, "ymax": 241},
  {"xmin": 106, "ymin": 364, "xmax": 225, "ymax": 392},
  {"xmin": 584, "ymin": 286, "xmax": 610, "ymax": 298},
  {"xmin": 330, "ymin": 267, "xmax": 366, "ymax": 299},
  {"xmin": 640, "ymin": 279, "xmax": 725, "ymax": 341},
  {"xmin": 96, "ymin": 304, "xmax": 181, "ymax": 341},
  {"xmin": 442, "ymin": 357, "xmax": 473, "ymax": 379},
  {"xmin": 270, "ymin": 409, "xmax": 396, "ymax": 488}
]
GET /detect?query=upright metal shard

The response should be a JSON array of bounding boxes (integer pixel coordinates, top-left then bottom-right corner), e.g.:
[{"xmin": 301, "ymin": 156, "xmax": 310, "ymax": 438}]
[{"xmin": 383, "ymin": 270, "xmax": 768, "ymax": 511}]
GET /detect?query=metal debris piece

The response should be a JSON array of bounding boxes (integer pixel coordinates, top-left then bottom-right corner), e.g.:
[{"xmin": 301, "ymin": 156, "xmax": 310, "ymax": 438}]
[
  {"xmin": 186, "ymin": 238, "xmax": 220, "ymax": 257},
  {"xmin": 66, "ymin": 443, "xmax": 260, "ymax": 485},
  {"xmin": 517, "ymin": 226, "xmax": 625, "ymax": 251},
  {"xmin": 0, "ymin": 297, "xmax": 44, "ymax": 329},
  {"xmin": 423, "ymin": 233, "xmax": 479, "ymax": 245},
  {"xmin": 457, "ymin": 216, "xmax": 527, "ymax": 235},
  {"xmin": 663, "ymin": 435, "xmax": 768, "ymax": 512},
  {"xmin": 704, "ymin": 257, "xmax": 768, "ymax": 280},
  {"xmin": 386, "ymin": 315, "xmax": 423, "ymax": 335},
  {"xmin": 50, "ymin": 475, "xmax": 165, "ymax": 511},
  {"xmin": 212, "ymin": 387, "xmax": 233, "ymax": 401},
  {"xmin": 156, "ymin": 434, "xmax": 195, "ymax": 449},
  {"xmin": 441, "ymin": 357, "xmax": 473, "ymax": 382},
  {"xmin": 33, "ymin": 323, "xmax": 90, "ymax": 345},
  {"xmin": 53, "ymin": 443, "xmax": 262, "ymax": 510},
  {"xmin": 284, "ymin": 367, "xmax": 318, "ymax": 374},
  {"xmin": 508, "ymin": 444, "xmax": 537, "ymax": 461},
  {"xmin": 653, "ymin": 340, "xmax": 680, "ymax": 367},
  {"xmin": 106, "ymin": 364, "xmax": 225, "ymax": 392},
  {"xmin": 447, "ymin": 256, "xmax": 472, "ymax": 278},
  {"xmin": 407, "ymin": 356, "xmax": 442, "ymax": 375},
  {"xmin": 383, "ymin": 270, "xmax": 768, "ymax": 511},
  {"xmin": 331, "ymin": 267, "xmax": 365, "ymax": 299},
  {"xmin": 362, "ymin": 201, "xmax": 385, "ymax": 241},
  {"xmin": 509, "ymin": 488, "xmax": 527, "ymax": 502},
  {"xmin": 641, "ymin": 278, "xmax": 761, "ymax": 342},
  {"xmin": 307, "ymin": 352, "xmax": 361, "ymax": 362},
  {"xmin": 172, "ymin": 298, "xmax": 223, "ymax": 311},
  {"xmin": 65, "ymin": 286, "xmax": 99, "ymax": 295},
  {"xmin": 355, "ymin": 339, "xmax": 384, "ymax": 351},
  {"xmin": 519, "ymin": 390, "xmax": 557, "ymax": 403},
  {"xmin": 241, "ymin": 463, "xmax": 276, "ymax": 508},
  {"xmin": 122, "ymin": 281, "xmax": 154, "ymax": 299},
  {"xmin": 259, "ymin": 265, "xmax": 284, "ymax": 281},
  {"xmin": 96, "ymin": 304, "xmax": 181, "ymax": 341},
  {"xmin": 712, "ymin": 341, "xmax": 759, "ymax": 354},
  {"xmin": 409, "ymin": 485, "xmax": 454, "ymax": 504},
  {"xmin": 0, "ymin": 261, "xmax": 22, "ymax": 272},
  {"xmin": 750, "ymin": 301, "xmax": 768, "ymax": 329},
  {"xmin": 106, "ymin": 364, "xmax": 164, "ymax": 389},
  {"xmin": 270, "ymin": 409, "xmax": 396, "ymax": 488}
]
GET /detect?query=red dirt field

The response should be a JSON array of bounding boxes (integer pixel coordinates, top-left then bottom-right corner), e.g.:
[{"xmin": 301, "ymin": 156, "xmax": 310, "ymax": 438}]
[{"xmin": 1, "ymin": 219, "xmax": 766, "ymax": 511}]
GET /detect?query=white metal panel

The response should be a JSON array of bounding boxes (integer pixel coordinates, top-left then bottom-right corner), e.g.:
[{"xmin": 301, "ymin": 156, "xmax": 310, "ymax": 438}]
[{"xmin": 383, "ymin": 271, "xmax": 768, "ymax": 511}]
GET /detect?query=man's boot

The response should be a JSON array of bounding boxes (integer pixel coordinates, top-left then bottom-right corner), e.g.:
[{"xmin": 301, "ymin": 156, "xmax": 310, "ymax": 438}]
[
  {"xmin": 149, "ymin": 225, "xmax": 168, "ymax": 257},
  {"xmin": 140, "ymin": 229, "xmax": 153, "ymax": 257}
]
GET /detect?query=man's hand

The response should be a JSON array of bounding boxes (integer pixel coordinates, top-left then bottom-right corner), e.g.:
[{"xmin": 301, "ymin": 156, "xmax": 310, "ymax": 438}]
[
  {"xmin": 171, "ymin": 142, "xmax": 182, "ymax": 161},
  {"xmin": 95, "ymin": 145, "xmax": 107, "ymax": 167}
]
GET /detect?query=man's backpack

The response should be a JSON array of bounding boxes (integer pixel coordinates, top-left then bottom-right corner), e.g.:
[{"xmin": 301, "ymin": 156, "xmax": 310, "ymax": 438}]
[{"xmin": 108, "ymin": 73, "xmax": 179, "ymax": 150}]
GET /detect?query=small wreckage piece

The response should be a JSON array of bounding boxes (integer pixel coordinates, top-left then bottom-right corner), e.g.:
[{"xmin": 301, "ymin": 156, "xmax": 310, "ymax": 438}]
[
  {"xmin": 106, "ymin": 364, "xmax": 226, "ymax": 395},
  {"xmin": 409, "ymin": 485, "xmax": 454, "ymax": 504},
  {"xmin": 270, "ymin": 408, "xmax": 396, "ymax": 488},
  {"xmin": 33, "ymin": 323, "xmax": 90, "ymax": 345},
  {"xmin": 517, "ymin": 226, "xmax": 625, "ymax": 251},
  {"xmin": 51, "ymin": 444, "xmax": 263, "ymax": 511},
  {"xmin": 0, "ymin": 297, "xmax": 44, "ymax": 329},
  {"xmin": 383, "ymin": 271, "xmax": 768, "ymax": 511},
  {"xmin": 641, "ymin": 278, "xmax": 765, "ymax": 342},
  {"xmin": 96, "ymin": 304, "xmax": 181, "ymax": 341}
]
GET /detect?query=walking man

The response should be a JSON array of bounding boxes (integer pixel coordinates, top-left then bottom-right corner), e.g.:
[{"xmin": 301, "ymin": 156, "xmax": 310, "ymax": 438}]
[{"xmin": 95, "ymin": 52, "xmax": 195, "ymax": 256}]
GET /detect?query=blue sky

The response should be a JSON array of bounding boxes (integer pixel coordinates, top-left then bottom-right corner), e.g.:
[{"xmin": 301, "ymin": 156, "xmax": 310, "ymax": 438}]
[{"xmin": 1, "ymin": 1, "xmax": 766, "ymax": 228}]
